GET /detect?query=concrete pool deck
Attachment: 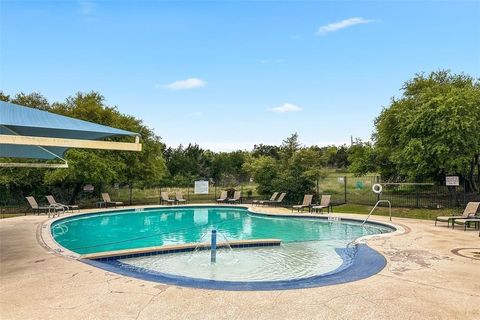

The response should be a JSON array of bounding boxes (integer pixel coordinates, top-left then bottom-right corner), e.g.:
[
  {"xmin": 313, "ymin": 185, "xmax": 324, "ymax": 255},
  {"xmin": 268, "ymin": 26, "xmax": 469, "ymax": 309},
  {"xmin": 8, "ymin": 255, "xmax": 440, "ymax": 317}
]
[{"xmin": 1, "ymin": 206, "xmax": 479, "ymax": 319}]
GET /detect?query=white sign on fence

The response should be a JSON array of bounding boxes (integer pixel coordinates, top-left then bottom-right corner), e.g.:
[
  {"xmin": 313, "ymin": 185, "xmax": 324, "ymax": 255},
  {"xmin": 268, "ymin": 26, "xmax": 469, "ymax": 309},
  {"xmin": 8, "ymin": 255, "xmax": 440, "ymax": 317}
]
[
  {"xmin": 194, "ymin": 180, "xmax": 209, "ymax": 194},
  {"xmin": 83, "ymin": 184, "xmax": 94, "ymax": 192},
  {"xmin": 445, "ymin": 176, "xmax": 459, "ymax": 186}
]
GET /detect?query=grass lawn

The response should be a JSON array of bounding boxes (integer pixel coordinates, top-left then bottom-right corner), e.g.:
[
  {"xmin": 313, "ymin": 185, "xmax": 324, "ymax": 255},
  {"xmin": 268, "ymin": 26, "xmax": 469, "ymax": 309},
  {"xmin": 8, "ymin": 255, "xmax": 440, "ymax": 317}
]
[{"xmin": 333, "ymin": 203, "xmax": 457, "ymax": 220}]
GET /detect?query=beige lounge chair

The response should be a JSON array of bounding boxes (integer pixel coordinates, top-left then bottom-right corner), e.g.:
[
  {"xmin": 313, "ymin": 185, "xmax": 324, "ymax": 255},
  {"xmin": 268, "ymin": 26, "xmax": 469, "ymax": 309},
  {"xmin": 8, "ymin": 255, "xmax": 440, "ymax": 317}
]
[
  {"xmin": 216, "ymin": 191, "xmax": 228, "ymax": 203},
  {"xmin": 46, "ymin": 195, "xmax": 79, "ymax": 212},
  {"xmin": 271, "ymin": 192, "xmax": 286, "ymax": 206},
  {"xmin": 292, "ymin": 195, "xmax": 313, "ymax": 212},
  {"xmin": 101, "ymin": 193, "xmax": 124, "ymax": 208},
  {"xmin": 253, "ymin": 192, "xmax": 278, "ymax": 206},
  {"xmin": 260, "ymin": 192, "xmax": 286, "ymax": 206},
  {"xmin": 175, "ymin": 192, "xmax": 187, "ymax": 204},
  {"xmin": 228, "ymin": 191, "xmax": 241, "ymax": 204},
  {"xmin": 161, "ymin": 192, "xmax": 175, "ymax": 205},
  {"xmin": 435, "ymin": 202, "xmax": 480, "ymax": 227},
  {"xmin": 312, "ymin": 195, "xmax": 331, "ymax": 213},
  {"xmin": 26, "ymin": 196, "xmax": 63, "ymax": 217},
  {"xmin": 453, "ymin": 217, "xmax": 480, "ymax": 230}
]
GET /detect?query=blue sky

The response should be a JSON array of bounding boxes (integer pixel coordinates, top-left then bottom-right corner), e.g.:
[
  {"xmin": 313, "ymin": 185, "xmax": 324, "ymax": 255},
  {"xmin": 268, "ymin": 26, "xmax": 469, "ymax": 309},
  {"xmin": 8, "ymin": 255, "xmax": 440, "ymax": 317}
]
[{"xmin": 1, "ymin": 1, "xmax": 479, "ymax": 151}]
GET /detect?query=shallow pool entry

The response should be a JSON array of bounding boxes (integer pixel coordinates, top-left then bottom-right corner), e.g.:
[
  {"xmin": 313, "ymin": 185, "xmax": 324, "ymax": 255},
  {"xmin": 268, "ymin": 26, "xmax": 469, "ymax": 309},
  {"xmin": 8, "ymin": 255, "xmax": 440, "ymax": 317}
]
[
  {"xmin": 51, "ymin": 206, "xmax": 395, "ymax": 290},
  {"xmin": 119, "ymin": 240, "xmax": 352, "ymax": 282}
]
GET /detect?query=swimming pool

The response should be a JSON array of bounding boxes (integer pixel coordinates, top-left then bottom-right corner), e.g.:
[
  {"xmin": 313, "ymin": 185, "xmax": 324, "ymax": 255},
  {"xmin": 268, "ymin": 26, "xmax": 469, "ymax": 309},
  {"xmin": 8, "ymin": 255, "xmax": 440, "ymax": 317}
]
[{"xmin": 50, "ymin": 206, "xmax": 396, "ymax": 290}]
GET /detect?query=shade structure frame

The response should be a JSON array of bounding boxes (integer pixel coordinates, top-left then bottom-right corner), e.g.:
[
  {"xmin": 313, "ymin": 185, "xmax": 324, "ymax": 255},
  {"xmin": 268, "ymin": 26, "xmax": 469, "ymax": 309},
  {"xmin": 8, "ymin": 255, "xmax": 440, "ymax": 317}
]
[{"xmin": 0, "ymin": 101, "xmax": 142, "ymax": 168}]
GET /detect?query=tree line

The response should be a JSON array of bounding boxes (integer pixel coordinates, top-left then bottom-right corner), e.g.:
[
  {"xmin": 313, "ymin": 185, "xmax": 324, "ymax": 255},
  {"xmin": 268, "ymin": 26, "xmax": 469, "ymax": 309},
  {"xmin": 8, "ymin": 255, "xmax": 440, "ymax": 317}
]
[{"xmin": 1, "ymin": 70, "xmax": 478, "ymax": 205}]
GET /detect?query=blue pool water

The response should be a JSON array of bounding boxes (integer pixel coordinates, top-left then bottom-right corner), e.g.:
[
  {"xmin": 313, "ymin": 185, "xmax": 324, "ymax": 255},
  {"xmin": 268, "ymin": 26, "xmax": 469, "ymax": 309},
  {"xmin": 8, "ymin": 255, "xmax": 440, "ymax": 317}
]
[
  {"xmin": 51, "ymin": 206, "xmax": 394, "ymax": 284},
  {"xmin": 52, "ymin": 206, "xmax": 392, "ymax": 254}
]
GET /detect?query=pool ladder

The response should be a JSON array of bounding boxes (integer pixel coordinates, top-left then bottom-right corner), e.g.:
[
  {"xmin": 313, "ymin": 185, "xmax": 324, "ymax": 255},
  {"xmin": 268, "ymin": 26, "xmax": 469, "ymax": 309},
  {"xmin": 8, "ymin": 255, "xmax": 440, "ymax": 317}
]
[{"xmin": 362, "ymin": 200, "xmax": 392, "ymax": 225}]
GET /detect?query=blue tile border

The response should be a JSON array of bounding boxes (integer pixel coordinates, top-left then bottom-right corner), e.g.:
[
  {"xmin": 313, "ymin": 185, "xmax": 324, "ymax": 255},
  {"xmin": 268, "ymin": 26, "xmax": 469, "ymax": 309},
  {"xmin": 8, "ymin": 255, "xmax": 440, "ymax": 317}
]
[{"xmin": 81, "ymin": 244, "xmax": 386, "ymax": 291}]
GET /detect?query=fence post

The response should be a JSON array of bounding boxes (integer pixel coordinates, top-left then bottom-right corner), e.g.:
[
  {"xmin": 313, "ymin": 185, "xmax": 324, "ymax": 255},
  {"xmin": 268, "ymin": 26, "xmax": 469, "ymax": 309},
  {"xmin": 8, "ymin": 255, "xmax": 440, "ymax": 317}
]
[
  {"xmin": 240, "ymin": 180, "xmax": 243, "ymax": 204},
  {"xmin": 129, "ymin": 181, "xmax": 133, "ymax": 205},
  {"xmin": 415, "ymin": 185, "xmax": 419, "ymax": 208},
  {"xmin": 344, "ymin": 176, "xmax": 347, "ymax": 204},
  {"xmin": 159, "ymin": 186, "xmax": 162, "ymax": 205}
]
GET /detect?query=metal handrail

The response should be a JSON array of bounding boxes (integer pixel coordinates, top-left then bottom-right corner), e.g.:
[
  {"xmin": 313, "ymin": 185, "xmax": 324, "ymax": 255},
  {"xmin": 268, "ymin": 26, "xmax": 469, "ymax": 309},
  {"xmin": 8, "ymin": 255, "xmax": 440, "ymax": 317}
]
[{"xmin": 362, "ymin": 200, "xmax": 392, "ymax": 225}]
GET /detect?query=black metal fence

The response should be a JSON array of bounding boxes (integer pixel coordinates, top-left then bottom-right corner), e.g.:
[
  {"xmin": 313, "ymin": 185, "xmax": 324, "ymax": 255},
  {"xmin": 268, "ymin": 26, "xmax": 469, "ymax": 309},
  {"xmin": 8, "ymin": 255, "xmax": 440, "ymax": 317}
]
[
  {"xmin": 320, "ymin": 176, "xmax": 479, "ymax": 209},
  {"xmin": 1, "ymin": 175, "xmax": 479, "ymax": 215},
  {"xmin": 0, "ymin": 179, "xmax": 262, "ymax": 214}
]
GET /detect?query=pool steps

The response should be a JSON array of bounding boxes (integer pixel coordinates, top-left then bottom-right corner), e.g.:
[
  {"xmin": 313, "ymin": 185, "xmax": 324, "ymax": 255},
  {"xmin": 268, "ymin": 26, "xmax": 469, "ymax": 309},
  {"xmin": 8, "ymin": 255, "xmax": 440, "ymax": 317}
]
[{"xmin": 81, "ymin": 238, "xmax": 281, "ymax": 261}]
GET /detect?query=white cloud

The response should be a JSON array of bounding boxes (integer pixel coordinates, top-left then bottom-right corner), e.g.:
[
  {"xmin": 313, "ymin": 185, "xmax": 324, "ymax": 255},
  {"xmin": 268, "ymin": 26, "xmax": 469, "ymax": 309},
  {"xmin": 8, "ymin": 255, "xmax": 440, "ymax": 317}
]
[
  {"xmin": 270, "ymin": 103, "xmax": 303, "ymax": 113},
  {"xmin": 164, "ymin": 78, "xmax": 206, "ymax": 90},
  {"xmin": 260, "ymin": 58, "xmax": 285, "ymax": 64},
  {"xmin": 316, "ymin": 17, "xmax": 372, "ymax": 36}
]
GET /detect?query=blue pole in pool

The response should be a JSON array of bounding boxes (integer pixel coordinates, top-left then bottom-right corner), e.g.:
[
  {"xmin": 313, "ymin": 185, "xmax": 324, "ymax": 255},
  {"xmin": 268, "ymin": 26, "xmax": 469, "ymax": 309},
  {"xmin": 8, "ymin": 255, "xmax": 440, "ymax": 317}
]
[{"xmin": 211, "ymin": 229, "xmax": 217, "ymax": 264}]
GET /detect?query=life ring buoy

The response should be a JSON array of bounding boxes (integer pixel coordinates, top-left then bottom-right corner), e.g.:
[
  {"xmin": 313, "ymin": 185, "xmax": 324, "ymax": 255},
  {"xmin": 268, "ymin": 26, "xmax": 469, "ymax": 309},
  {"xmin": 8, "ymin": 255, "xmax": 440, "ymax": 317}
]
[{"xmin": 372, "ymin": 183, "xmax": 383, "ymax": 194}]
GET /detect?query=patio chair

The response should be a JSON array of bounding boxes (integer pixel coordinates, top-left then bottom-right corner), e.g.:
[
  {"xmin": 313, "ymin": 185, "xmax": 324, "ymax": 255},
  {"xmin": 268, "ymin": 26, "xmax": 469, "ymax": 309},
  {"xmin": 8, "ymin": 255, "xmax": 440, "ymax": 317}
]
[
  {"xmin": 26, "ymin": 196, "xmax": 63, "ymax": 217},
  {"xmin": 161, "ymin": 192, "xmax": 175, "ymax": 205},
  {"xmin": 453, "ymin": 217, "xmax": 480, "ymax": 231},
  {"xmin": 292, "ymin": 195, "xmax": 313, "ymax": 212},
  {"xmin": 260, "ymin": 192, "xmax": 286, "ymax": 206},
  {"xmin": 228, "ymin": 191, "xmax": 241, "ymax": 204},
  {"xmin": 253, "ymin": 192, "xmax": 278, "ymax": 206},
  {"xmin": 311, "ymin": 195, "xmax": 332, "ymax": 213},
  {"xmin": 101, "ymin": 193, "xmax": 124, "ymax": 208},
  {"xmin": 216, "ymin": 191, "xmax": 228, "ymax": 203},
  {"xmin": 435, "ymin": 202, "xmax": 480, "ymax": 227},
  {"xmin": 175, "ymin": 191, "xmax": 187, "ymax": 205},
  {"xmin": 46, "ymin": 195, "xmax": 79, "ymax": 212}
]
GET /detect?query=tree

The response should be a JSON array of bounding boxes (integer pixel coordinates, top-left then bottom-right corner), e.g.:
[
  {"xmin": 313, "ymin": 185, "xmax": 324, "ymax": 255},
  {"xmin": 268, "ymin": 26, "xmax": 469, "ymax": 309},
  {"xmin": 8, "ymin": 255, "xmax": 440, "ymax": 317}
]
[
  {"xmin": 163, "ymin": 144, "xmax": 212, "ymax": 186},
  {"xmin": 252, "ymin": 144, "xmax": 280, "ymax": 159},
  {"xmin": 280, "ymin": 133, "xmax": 301, "ymax": 160},
  {"xmin": 242, "ymin": 156, "xmax": 279, "ymax": 195},
  {"xmin": 374, "ymin": 70, "xmax": 480, "ymax": 191},
  {"xmin": 1, "ymin": 91, "xmax": 168, "ymax": 203},
  {"xmin": 244, "ymin": 134, "xmax": 324, "ymax": 203},
  {"xmin": 348, "ymin": 142, "xmax": 378, "ymax": 176}
]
